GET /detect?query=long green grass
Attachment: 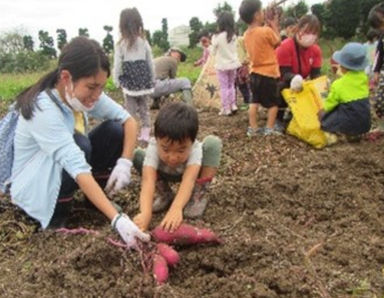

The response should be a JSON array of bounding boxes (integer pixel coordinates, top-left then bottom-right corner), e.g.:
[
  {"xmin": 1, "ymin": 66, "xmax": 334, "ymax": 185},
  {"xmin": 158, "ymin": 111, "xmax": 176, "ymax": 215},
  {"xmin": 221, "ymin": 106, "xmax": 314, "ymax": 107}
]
[{"xmin": 0, "ymin": 72, "xmax": 43, "ymax": 102}]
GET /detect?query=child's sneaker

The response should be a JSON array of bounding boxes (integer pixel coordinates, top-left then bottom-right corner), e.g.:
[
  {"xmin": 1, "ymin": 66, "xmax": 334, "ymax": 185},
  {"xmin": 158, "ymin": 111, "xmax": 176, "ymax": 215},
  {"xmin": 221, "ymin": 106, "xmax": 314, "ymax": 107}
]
[
  {"xmin": 263, "ymin": 127, "xmax": 283, "ymax": 136},
  {"xmin": 325, "ymin": 132, "xmax": 338, "ymax": 146},
  {"xmin": 231, "ymin": 104, "xmax": 238, "ymax": 113},
  {"xmin": 218, "ymin": 109, "xmax": 232, "ymax": 116},
  {"xmin": 246, "ymin": 127, "xmax": 259, "ymax": 137},
  {"xmin": 152, "ymin": 180, "xmax": 174, "ymax": 213},
  {"xmin": 274, "ymin": 120, "xmax": 285, "ymax": 133},
  {"xmin": 184, "ymin": 177, "xmax": 212, "ymax": 218},
  {"xmin": 247, "ymin": 127, "xmax": 267, "ymax": 137}
]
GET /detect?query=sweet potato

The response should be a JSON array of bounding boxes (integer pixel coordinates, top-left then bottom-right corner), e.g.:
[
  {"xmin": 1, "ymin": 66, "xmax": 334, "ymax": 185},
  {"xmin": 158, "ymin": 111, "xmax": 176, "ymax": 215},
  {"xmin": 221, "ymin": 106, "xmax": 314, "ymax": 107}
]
[
  {"xmin": 152, "ymin": 223, "xmax": 221, "ymax": 246},
  {"xmin": 152, "ymin": 254, "xmax": 169, "ymax": 285},
  {"xmin": 156, "ymin": 243, "xmax": 180, "ymax": 266}
]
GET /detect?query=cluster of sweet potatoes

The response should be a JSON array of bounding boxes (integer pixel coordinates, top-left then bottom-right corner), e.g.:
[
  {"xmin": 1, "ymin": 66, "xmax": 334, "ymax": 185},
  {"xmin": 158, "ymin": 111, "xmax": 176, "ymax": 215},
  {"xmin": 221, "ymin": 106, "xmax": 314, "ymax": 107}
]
[{"xmin": 147, "ymin": 223, "xmax": 221, "ymax": 284}]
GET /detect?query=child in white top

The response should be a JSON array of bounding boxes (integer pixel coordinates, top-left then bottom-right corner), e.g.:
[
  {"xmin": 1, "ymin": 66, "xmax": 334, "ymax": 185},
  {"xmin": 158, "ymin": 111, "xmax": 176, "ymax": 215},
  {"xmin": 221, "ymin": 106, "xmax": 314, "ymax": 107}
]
[
  {"xmin": 211, "ymin": 12, "xmax": 241, "ymax": 116},
  {"xmin": 113, "ymin": 8, "xmax": 155, "ymax": 143}
]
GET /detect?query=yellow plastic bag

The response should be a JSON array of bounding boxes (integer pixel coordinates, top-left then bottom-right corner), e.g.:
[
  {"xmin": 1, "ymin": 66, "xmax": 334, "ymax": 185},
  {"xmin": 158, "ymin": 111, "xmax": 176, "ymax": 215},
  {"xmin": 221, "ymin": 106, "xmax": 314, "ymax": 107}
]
[{"xmin": 281, "ymin": 76, "xmax": 328, "ymax": 149}]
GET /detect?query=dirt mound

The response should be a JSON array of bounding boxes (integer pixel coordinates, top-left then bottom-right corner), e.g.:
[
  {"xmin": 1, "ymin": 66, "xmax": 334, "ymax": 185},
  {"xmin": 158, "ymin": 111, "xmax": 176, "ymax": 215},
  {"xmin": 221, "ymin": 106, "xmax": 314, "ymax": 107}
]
[{"xmin": 1, "ymin": 109, "xmax": 383, "ymax": 297}]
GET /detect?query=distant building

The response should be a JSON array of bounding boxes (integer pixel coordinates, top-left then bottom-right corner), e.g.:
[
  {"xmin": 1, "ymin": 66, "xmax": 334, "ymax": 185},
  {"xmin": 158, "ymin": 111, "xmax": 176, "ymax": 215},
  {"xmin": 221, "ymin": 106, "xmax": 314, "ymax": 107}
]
[{"xmin": 169, "ymin": 25, "xmax": 191, "ymax": 47}]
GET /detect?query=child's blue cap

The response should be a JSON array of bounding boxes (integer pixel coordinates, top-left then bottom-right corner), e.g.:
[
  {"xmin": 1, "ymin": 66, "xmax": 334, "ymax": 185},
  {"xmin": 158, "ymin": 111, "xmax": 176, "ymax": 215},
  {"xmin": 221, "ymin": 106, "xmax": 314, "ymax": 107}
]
[{"xmin": 332, "ymin": 42, "xmax": 369, "ymax": 71}]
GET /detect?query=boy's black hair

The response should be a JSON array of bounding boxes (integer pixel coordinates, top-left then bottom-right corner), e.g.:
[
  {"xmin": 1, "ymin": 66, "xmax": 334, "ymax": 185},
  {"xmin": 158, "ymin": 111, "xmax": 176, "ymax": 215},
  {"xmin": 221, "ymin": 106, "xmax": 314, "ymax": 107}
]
[
  {"xmin": 367, "ymin": 28, "xmax": 380, "ymax": 42},
  {"xmin": 154, "ymin": 103, "xmax": 199, "ymax": 143},
  {"xmin": 239, "ymin": 0, "xmax": 262, "ymax": 25},
  {"xmin": 368, "ymin": 2, "xmax": 384, "ymax": 29}
]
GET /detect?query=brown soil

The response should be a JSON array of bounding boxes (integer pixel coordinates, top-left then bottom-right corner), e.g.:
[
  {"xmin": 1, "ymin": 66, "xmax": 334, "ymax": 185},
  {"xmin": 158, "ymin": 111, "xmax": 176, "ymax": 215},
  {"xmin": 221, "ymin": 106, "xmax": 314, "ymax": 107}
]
[{"xmin": 1, "ymin": 103, "xmax": 384, "ymax": 297}]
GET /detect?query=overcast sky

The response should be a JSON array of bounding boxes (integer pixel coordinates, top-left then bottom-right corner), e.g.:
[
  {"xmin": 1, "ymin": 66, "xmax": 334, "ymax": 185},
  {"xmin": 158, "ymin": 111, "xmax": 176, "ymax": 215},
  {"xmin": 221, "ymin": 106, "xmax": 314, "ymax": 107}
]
[{"xmin": 1, "ymin": 0, "xmax": 325, "ymax": 45}]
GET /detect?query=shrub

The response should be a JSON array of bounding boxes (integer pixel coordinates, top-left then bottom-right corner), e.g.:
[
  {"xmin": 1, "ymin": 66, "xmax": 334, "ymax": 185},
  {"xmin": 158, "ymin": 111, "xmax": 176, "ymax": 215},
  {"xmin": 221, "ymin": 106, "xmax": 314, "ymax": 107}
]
[{"xmin": 0, "ymin": 50, "xmax": 50, "ymax": 73}]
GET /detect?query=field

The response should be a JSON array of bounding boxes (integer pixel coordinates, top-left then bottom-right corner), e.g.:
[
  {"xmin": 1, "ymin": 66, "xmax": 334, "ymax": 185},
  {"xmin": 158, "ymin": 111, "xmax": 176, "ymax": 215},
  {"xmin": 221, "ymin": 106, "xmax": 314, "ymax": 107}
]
[
  {"xmin": 1, "ymin": 42, "xmax": 384, "ymax": 297},
  {"xmin": 0, "ymin": 46, "xmax": 202, "ymax": 112}
]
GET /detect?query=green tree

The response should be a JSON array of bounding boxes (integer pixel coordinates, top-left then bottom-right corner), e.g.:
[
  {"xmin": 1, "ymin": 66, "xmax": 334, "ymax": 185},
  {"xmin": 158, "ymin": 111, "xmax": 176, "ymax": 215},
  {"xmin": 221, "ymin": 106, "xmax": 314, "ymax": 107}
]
[
  {"xmin": 0, "ymin": 32, "xmax": 24, "ymax": 55},
  {"xmin": 203, "ymin": 22, "xmax": 217, "ymax": 35},
  {"xmin": 78, "ymin": 28, "xmax": 89, "ymax": 37},
  {"xmin": 161, "ymin": 18, "xmax": 170, "ymax": 49},
  {"xmin": 102, "ymin": 25, "xmax": 114, "ymax": 55},
  {"xmin": 311, "ymin": 3, "xmax": 326, "ymax": 25},
  {"xmin": 285, "ymin": 0, "xmax": 308, "ymax": 19},
  {"xmin": 0, "ymin": 31, "xmax": 49, "ymax": 73},
  {"xmin": 56, "ymin": 29, "xmax": 67, "ymax": 51},
  {"xmin": 323, "ymin": 0, "xmax": 360, "ymax": 39},
  {"xmin": 23, "ymin": 35, "xmax": 34, "ymax": 51},
  {"xmin": 213, "ymin": 1, "xmax": 234, "ymax": 17},
  {"xmin": 189, "ymin": 17, "xmax": 203, "ymax": 48},
  {"xmin": 38, "ymin": 30, "xmax": 56, "ymax": 58},
  {"xmin": 152, "ymin": 19, "xmax": 170, "ymax": 51},
  {"xmin": 152, "ymin": 30, "xmax": 165, "ymax": 50},
  {"xmin": 359, "ymin": 0, "xmax": 383, "ymax": 34}
]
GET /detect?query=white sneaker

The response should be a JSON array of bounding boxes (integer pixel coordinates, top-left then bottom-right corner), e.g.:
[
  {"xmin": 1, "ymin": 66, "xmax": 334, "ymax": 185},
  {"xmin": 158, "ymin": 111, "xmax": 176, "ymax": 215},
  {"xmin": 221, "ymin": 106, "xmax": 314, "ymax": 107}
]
[
  {"xmin": 231, "ymin": 104, "xmax": 238, "ymax": 113},
  {"xmin": 325, "ymin": 132, "xmax": 338, "ymax": 146},
  {"xmin": 218, "ymin": 109, "xmax": 232, "ymax": 116}
]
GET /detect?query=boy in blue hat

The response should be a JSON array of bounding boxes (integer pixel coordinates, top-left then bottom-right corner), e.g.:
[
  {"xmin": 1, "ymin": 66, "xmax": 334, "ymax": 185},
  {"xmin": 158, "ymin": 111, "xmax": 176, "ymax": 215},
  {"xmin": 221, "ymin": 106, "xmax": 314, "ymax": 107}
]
[{"xmin": 320, "ymin": 42, "xmax": 371, "ymax": 141}]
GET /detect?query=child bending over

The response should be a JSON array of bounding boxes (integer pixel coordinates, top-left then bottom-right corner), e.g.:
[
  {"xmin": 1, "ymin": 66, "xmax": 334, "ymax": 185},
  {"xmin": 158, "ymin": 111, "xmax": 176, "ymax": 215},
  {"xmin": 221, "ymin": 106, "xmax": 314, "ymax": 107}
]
[
  {"xmin": 133, "ymin": 103, "xmax": 222, "ymax": 232},
  {"xmin": 320, "ymin": 43, "xmax": 371, "ymax": 140}
]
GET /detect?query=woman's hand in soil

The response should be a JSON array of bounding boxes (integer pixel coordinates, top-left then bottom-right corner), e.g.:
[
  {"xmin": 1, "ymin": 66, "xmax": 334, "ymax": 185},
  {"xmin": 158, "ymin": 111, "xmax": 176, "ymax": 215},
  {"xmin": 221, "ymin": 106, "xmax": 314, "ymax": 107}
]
[
  {"xmin": 160, "ymin": 207, "xmax": 183, "ymax": 232},
  {"xmin": 133, "ymin": 212, "xmax": 152, "ymax": 232},
  {"xmin": 112, "ymin": 213, "xmax": 150, "ymax": 249}
]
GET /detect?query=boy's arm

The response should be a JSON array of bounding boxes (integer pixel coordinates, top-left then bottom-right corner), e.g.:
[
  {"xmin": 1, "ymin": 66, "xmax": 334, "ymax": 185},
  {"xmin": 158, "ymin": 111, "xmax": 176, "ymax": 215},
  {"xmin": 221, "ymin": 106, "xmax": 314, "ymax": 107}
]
[
  {"xmin": 160, "ymin": 164, "xmax": 201, "ymax": 232},
  {"xmin": 266, "ymin": 15, "xmax": 281, "ymax": 48},
  {"xmin": 133, "ymin": 166, "xmax": 157, "ymax": 231},
  {"xmin": 323, "ymin": 81, "xmax": 340, "ymax": 113}
]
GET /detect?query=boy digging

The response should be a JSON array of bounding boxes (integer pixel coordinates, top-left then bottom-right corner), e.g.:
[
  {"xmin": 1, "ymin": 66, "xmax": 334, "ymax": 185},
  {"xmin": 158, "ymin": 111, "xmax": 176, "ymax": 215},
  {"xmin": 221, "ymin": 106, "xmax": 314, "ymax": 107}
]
[
  {"xmin": 239, "ymin": 0, "xmax": 282, "ymax": 136},
  {"xmin": 133, "ymin": 103, "xmax": 222, "ymax": 232}
]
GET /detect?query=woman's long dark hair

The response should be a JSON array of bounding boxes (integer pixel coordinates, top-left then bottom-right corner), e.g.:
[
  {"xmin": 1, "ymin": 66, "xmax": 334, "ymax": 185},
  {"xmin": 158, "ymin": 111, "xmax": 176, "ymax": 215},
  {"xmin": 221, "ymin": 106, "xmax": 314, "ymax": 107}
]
[
  {"xmin": 119, "ymin": 8, "xmax": 144, "ymax": 48},
  {"xmin": 15, "ymin": 36, "xmax": 110, "ymax": 119},
  {"xmin": 217, "ymin": 12, "xmax": 236, "ymax": 43}
]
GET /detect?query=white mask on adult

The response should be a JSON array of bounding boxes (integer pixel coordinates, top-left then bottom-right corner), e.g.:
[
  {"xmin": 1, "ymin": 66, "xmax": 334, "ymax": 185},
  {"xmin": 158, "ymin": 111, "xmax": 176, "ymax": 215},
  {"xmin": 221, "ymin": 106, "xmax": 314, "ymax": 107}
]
[
  {"xmin": 65, "ymin": 81, "xmax": 95, "ymax": 112},
  {"xmin": 297, "ymin": 34, "xmax": 317, "ymax": 48}
]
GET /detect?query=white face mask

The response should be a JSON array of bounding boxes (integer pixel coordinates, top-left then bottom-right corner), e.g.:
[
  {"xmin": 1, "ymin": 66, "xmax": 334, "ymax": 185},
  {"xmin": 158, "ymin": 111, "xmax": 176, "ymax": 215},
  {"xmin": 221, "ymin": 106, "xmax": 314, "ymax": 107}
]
[
  {"xmin": 65, "ymin": 81, "xmax": 95, "ymax": 112},
  {"xmin": 297, "ymin": 34, "xmax": 317, "ymax": 48}
]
